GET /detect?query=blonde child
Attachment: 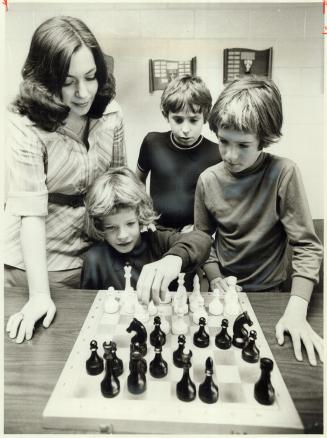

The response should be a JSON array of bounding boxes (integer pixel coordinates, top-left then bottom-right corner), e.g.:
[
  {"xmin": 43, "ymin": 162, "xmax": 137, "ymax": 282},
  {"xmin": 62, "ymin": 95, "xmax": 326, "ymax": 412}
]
[{"xmin": 81, "ymin": 167, "xmax": 211, "ymax": 304}]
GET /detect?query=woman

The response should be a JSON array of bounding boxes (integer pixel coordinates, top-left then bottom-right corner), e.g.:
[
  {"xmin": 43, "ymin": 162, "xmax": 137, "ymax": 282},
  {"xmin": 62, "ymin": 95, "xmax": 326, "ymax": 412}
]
[{"xmin": 5, "ymin": 16, "xmax": 127, "ymax": 343}]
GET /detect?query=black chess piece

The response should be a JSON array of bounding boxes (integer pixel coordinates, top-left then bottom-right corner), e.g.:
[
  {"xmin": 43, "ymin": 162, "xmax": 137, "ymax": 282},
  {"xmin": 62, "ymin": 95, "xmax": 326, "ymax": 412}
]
[
  {"xmin": 242, "ymin": 330, "xmax": 260, "ymax": 363},
  {"xmin": 254, "ymin": 357, "xmax": 275, "ymax": 405},
  {"xmin": 130, "ymin": 342, "xmax": 147, "ymax": 375},
  {"xmin": 104, "ymin": 341, "xmax": 124, "ymax": 376},
  {"xmin": 101, "ymin": 348, "xmax": 120, "ymax": 398},
  {"xmin": 127, "ymin": 349, "xmax": 147, "ymax": 395},
  {"xmin": 150, "ymin": 340, "xmax": 168, "ymax": 378},
  {"xmin": 126, "ymin": 318, "xmax": 147, "ymax": 356},
  {"xmin": 232, "ymin": 311, "xmax": 253, "ymax": 348},
  {"xmin": 173, "ymin": 334, "xmax": 186, "ymax": 368},
  {"xmin": 86, "ymin": 340, "xmax": 104, "ymax": 375},
  {"xmin": 215, "ymin": 318, "xmax": 232, "ymax": 350},
  {"xmin": 150, "ymin": 316, "xmax": 166, "ymax": 347},
  {"xmin": 176, "ymin": 350, "xmax": 196, "ymax": 402},
  {"xmin": 199, "ymin": 357, "xmax": 219, "ymax": 404},
  {"xmin": 193, "ymin": 317, "xmax": 210, "ymax": 348}
]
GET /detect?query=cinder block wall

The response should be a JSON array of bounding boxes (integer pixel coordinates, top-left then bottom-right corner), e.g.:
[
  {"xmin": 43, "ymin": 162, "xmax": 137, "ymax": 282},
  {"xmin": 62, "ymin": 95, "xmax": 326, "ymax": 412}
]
[{"xmin": 5, "ymin": 2, "xmax": 324, "ymax": 218}]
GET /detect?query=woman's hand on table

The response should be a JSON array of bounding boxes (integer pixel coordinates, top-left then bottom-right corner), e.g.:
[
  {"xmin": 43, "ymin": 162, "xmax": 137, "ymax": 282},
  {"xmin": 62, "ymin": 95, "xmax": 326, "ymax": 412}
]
[
  {"xmin": 6, "ymin": 293, "xmax": 56, "ymax": 343},
  {"xmin": 275, "ymin": 295, "xmax": 323, "ymax": 366}
]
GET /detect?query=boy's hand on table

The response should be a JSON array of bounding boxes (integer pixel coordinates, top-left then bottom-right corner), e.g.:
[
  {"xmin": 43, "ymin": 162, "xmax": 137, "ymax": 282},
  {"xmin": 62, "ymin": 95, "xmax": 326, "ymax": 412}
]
[
  {"xmin": 275, "ymin": 295, "xmax": 323, "ymax": 366},
  {"xmin": 137, "ymin": 255, "xmax": 183, "ymax": 305},
  {"xmin": 210, "ymin": 276, "xmax": 242, "ymax": 293},
  {"xmin": 6, "ymin": 293, "xmax": 56, "ymax": 343}
]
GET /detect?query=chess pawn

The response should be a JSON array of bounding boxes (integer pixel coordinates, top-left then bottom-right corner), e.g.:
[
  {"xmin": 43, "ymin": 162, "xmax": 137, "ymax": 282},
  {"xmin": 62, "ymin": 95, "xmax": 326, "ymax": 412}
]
[
  {"xmin": 105, "ymin": 341, "xmax": 123, "ymax": 377},
  {"xmin": 158, "ymin": 311, "xmax": 170, "ymax": 334},
  {"xmin": 215, "ymin": 318, "xmax": 232, "ymax": 350},
  {"xmin": 232, "ymin": 311, "xmax": 253, "ymax": 348},
  {"xmin": 86, "ymin": 340, "xmax": 104, "ymax": 375},
  {"xmin": 127, "ymin": 350, "xmax": 147, "ymax": 395},
  {"xmin": 101, "ymin": 349, "xmax": 120, "ymax": 398},
  {"xmin": 149, "ymin": 340, "xmax": 168, "ymax": 378},
  {"xmin": 242, "ymin": 330, "xmax": 260, "ymax": 363},
  {"xmin": 199, "ymin": 357, "xmax": 219, "ymax": 404},
  {"xmin": 130, "ymin": 342, "xmax": 147, "ymax": 375},
  {"xmin": 172, "ymin": 306, "xmax": 188, "ymax": 335},
  {"xmin": 193, "ymin": 317, "xmax": 210, "ymax": 348},
  {"xmin": 134, "ymin": 302, "xmax": 150, "ymax": 324},
  {"xmin": 176, "ymin": 349, "xmax": 196, "ymax": 402},
  {"xmin": 208, "ymin": 289, "xmax": 223, "ymax": 315},
  {"xmin": 192, "ymin": 305, "xmax": 208, "ymax": 324},
  {"xmin": 150, "ymin": 316, "xmax": 166, "ymax": 347},
  {"xmin": 254, "ymin": 358, "xmax": 275, "ymax": 405},
  {"xmin": 173, "ymin": 334, "xmax": 186, "ymax": 368},
  {"xmin": 104, "ymin": 287, "xmax": 119, "ymax": 314}
]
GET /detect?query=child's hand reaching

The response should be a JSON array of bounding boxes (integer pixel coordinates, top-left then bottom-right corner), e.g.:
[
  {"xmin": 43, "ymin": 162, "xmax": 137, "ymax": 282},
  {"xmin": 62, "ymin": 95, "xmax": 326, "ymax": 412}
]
[
  {"xmin": 6, "ymin": 293, "xmax": 56, "ymax": 343},
  {"xmin": 210, "ymin": 276, "xmax": 242, "ymax": 293},
  {"xmin": 137, "ymin": 255, "xmax": 183, "ymax": 305},
  {"xmin": 275, "ymin": 295, "xmax": 323, "ymax": 366}
]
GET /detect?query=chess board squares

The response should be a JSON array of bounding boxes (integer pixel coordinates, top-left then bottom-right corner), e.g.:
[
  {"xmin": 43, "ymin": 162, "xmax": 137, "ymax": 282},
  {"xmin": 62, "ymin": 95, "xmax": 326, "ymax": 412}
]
[
  {"xmin": 218, "ymin": 383, "xmax": 246, "ymax": 403},
  {"xmin": 123, "ymin": 380, "xmax": 171, "ymax": 401}
]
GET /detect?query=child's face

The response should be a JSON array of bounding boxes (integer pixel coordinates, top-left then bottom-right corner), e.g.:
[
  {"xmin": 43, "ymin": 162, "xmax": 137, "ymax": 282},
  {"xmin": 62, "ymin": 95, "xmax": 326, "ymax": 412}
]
[
  {"xmin": 217, "ymin": 127, "xmax": 261, "ymax": 173},
  {"xmin": 167, "ymin": 109, "xmax": 204, "ymax": 146},
  {"xmin": 102, "ymin": 208, "xmax": 141, "ymax": 254}
]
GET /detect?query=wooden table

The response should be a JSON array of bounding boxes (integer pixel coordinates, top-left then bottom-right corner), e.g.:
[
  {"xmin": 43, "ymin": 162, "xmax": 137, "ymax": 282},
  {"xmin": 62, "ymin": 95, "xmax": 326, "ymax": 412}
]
[{"xmin": 4, "ymin": 287, "xmax": 324, "ymax": 434}]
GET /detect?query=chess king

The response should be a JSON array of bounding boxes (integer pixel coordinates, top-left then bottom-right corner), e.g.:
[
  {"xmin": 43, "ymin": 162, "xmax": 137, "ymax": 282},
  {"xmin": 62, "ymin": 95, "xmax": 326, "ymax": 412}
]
[{"xmin": 81, "ymin": 166, "xmax": 212, "ymax": 304}]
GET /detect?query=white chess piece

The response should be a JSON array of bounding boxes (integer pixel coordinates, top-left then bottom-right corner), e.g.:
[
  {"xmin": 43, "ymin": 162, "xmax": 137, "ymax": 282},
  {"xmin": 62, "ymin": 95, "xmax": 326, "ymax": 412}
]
[
  {"xmin": 121, "ymin": 290, "xmax": 138, "ymax": 315},
  {"xmin": 104, "ymin": 286, "xmax": 119, "ymax": 314},
  {"xmin": 224, "ymin": 276, "xmax": 240, "ymax": 315},
  {"xmin": 134, "ymin": 302, "xmax": 150, "ymax": 323},
  {"xmin": 192, "ymin": 305, "xmax": 208, "ymax": 324},
  {"xmin": 174, "ymin": 273, "xmax": 188, "ymax": 304},
  {"xmin": 172, "ymin": 306, "xmax": 188, "ymax": 335},
  {"xmin": 158, "ymin": 311, "xmax": 170, "ymax": 334},
  {"xmin": 173, "ymin": 273, "xmax": 188, "ymax": 314},
  {"xmin": 189, "ymin": 274, "xmax": 204, "ymax": 312},
  {"xmin": 209, "ymin": 288, "xmax": 224, "ymax": 315},
  {"xmin": 124, "ymin": 264, "xmax": 134, "ymax": 292},
  {"xmin": 148, "ymin": 300, "xmax": 158, "ymax": 316}
]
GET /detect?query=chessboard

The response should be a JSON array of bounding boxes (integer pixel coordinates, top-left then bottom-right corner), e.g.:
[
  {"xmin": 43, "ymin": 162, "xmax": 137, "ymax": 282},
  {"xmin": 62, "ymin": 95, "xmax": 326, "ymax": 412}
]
[{"xmin": 42, "ymin": 289, "xmax": 303, "ymax": 434}]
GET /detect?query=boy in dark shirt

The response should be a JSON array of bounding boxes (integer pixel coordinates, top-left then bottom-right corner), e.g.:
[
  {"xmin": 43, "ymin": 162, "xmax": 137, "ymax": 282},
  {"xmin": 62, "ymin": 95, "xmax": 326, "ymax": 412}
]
[
  {"xmin": 81, "ymin": 167, "xmax": 211, "ymax": 304},
  {"xmin": 136, "ymin": 75, "xmax": 221, "ymax": 230}
]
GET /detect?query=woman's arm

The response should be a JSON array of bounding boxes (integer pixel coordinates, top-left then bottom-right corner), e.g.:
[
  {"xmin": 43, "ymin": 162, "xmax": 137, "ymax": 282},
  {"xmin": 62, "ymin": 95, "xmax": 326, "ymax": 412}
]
[{"xmin": 6, "ymin": 216, "xmax": 56, "ymax": 343}]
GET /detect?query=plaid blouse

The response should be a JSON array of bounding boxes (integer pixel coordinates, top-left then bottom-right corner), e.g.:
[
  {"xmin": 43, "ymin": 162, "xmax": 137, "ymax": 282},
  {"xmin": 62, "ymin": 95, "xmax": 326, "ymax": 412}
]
[{"xmin": 4, "ymin": 100, "xmax": 127, "ymax": 271}]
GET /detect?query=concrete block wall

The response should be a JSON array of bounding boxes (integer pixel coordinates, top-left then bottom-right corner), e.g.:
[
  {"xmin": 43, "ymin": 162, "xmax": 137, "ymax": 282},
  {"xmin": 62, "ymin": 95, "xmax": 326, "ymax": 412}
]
[{"xmin": 5, "ymin": 2, "xmax": 324, "ymax": 218}]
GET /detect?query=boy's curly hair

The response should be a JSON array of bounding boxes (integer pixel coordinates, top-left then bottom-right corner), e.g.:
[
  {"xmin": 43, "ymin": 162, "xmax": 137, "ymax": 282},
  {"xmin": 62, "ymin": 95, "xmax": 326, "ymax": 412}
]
[
  {"xmin": 84, "ymin": 167, "xmax": 159, "ymax": 241},
  {"xmin": 12, "ymin": 16, "xmax": 115, "ymax": 132},
  {"xmin": 209, "ymin": 77, "xmax": 283, "ymax": 149},
  {"xmin": 161, "ymin": 75, "xmax": 212, "ymax": 122}
]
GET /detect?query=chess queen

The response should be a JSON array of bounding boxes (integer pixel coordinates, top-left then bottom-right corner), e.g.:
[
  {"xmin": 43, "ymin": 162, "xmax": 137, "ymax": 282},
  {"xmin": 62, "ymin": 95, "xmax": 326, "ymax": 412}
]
[
  {"xmin": 81, "ymin": 166, "xmax": 211, "ymax": 304},
  {"xmin": 5, "ymin": 16, "xmax": 126, "ymax": 343}
]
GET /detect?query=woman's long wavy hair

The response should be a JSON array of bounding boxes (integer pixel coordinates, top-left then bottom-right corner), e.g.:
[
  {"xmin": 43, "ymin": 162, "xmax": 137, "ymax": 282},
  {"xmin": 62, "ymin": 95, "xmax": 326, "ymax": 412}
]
[
  {"xmin": 12, "ymin": 16, "xmax": 115, "ymax": 132},
  {"xmin": 84, "ymin": 167, "xmax": 159, "ymax": 242}
]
